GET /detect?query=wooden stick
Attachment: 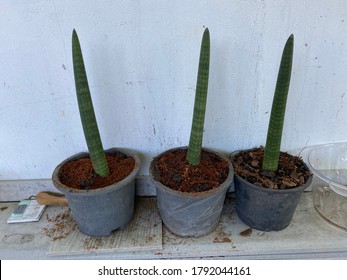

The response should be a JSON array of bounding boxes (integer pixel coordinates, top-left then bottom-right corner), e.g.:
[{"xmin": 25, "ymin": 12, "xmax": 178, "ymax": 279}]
[{"xmin": 36, "ymin": 191, "xmax": 68, "ymax": 206}]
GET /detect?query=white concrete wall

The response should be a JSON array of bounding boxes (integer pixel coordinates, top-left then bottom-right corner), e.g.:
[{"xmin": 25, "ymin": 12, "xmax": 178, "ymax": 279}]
[{"xmin": 0, "ymin": 0, "xmax": 347, "ymax": 180}]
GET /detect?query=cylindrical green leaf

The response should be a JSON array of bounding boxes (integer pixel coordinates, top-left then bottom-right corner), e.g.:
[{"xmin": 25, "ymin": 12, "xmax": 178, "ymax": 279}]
[
  {"xmin": 72, "ymin": 29, "xmax": 110, "ymax": 177},
  {"xmin": 263, "ymin": 34, "xmax": 294, "ymax": 172},
  {"xmin": 187, "ymin": 28, "xmax": 210, "ymax": 166}
]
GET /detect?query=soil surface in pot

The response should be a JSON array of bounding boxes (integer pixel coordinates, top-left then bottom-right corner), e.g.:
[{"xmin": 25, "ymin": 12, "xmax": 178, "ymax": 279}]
[
  {"xmin": 231, "ymin": 147, "xmax": 311, "ymax": 190},
  {"xmin": 151, "ymin": 148, "xmax": 230, "ymax": 193},
  {"xmin": 59, "ymin": 151, "xmax": 135, "ymax": 190}
]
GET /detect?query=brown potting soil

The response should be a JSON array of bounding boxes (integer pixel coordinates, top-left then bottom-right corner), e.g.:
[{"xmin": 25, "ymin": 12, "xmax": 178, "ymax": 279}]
[
  {"xmin": 59, "ymin": 151, "xmax": 135, "ymax": 190},
  {"xmin": 151, "ymin": 148, "xmax": 230, "ymax": 193},
  {"xmin": 231, "ymin": 147, "xmax": 311, "ymax": 190}
]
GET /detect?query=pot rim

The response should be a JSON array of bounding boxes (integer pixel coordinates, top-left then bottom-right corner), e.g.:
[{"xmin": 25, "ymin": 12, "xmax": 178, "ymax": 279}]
[
  {"xmin": 149, "ymin": 146, "xmax": 234, "ymax": 197},
  {"xmin": 52, "ymin": 147, "xmax": 141, "ymax": 196}
]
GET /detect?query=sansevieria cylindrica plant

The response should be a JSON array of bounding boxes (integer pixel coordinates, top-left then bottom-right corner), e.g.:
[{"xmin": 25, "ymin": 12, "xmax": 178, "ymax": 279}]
[
  {"xmin": 72, "ymin": 29, "xmax": 110, "ymax": 177},
  {"xmin": 186, "ymin": 28, "xmax": 210, "ymax": 166},
  {"xmin": 262, "ymin": 34, "xmax": 294, "ymax": 172}
]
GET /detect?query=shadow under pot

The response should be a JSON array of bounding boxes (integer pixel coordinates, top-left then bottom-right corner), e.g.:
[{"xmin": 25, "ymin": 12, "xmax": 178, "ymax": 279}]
[
  {"xmin": 52, "ymin": 148, "xmax": 141, "ymax": 237},
  {"xmin": 149, "ymin": 147, "xmax": 234, "ymax": 238},
  {"xmin": 231, "ymin": 149, "xmax": 313, "ymax": 232}
]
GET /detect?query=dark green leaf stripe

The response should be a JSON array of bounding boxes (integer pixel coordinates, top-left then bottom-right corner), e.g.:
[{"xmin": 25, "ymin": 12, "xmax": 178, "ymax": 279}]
[
  {"xmin": 72, "ymin": 29, "xmax": 110, "ymax": 177},
  {"xmin": 187, "ymin": 28, "xmax": 210, "ymax": 165},
  {"xmin": 263, "ymin": 34, "xmax": 294, "ymax": 172}
]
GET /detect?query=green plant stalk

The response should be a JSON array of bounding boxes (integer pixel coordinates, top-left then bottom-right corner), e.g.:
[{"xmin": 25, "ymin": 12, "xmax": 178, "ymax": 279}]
[
  {"xmin": 262, "ymin": 34, "xmax": 294, "ymax": 172},
  {"xmin": 72, "ymin": 29, "xmax": 110, "ymax": 177},
  {"xmin": 186, "ymin": 28, "xmax": 210, "ymax": 165}
]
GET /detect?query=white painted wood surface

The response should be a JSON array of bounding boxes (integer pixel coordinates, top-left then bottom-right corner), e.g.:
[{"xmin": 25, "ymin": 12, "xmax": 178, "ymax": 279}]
[
  {"xmin": 47, "ymin": 198, "xmax": 162, "ymax": 256},
  {"xmin": 1, "ymin": 192, "xmax": 346, "ymax": 260}
]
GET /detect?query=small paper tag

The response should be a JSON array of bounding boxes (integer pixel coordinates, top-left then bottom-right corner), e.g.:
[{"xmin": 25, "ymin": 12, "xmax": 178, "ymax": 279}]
[{"xmin": 7, "ymin": 199, "xmax": 46, "ymax": 224}]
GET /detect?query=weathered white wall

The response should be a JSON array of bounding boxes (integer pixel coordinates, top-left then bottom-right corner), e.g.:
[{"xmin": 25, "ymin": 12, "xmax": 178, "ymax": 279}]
[{"xmin": 0, "ymin": 0, "xmax": 347, "ymax": 179}]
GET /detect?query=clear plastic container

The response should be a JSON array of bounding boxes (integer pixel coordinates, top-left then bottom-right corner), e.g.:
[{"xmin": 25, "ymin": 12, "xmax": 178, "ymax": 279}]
[
  {"xmin": 304, "ymin": 143, "xmax": 347, "ymax": 232},
  {"xmin": 307, "ymin": 143, "xmax": 347, "ymax": 197}
]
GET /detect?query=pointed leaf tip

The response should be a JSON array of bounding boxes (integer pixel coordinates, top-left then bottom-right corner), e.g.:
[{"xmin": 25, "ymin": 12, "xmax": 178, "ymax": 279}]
[
  {"xmin": 203, "ymin": 28, "xmax": 210, "ymax": 38},
  {"xmin": 72, "ymin": 29, "xmax": 78, "ymax": 42},
  {"xmin": 287, "ymin": 34, "xmax": 294, "ymax": 43}
]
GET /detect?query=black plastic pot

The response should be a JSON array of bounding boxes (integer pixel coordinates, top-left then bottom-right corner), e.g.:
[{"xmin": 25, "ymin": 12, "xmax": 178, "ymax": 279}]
[
  {"xmin": 52, "ymin": 148, "xmax": 141, "ymax": 237},
  {"xmin": 231, "ymin": 151, "xmax": 313, "ymax": 231},
  {"xmin": 150, "ymin": 147, "xmax": 234, "ymax": 237}
]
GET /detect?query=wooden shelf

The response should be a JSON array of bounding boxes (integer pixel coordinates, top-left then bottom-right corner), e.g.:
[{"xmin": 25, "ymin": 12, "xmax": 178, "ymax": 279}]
[{"xmin": 1, "ymin": 191, "xmax": 347, "ymax": 259}]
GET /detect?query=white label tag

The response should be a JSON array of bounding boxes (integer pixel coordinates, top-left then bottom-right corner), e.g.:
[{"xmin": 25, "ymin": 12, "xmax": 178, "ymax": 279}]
[{"xmin": 7, "ymin": 199, "xmax": 46, "ymax": 223}]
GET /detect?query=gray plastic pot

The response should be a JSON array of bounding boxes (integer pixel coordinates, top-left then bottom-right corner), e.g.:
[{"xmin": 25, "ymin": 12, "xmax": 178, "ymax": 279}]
[
  {"xmin": 150, "ymin": 147, "xmax": 234, "ymax": 237},
  {"xmin": 52, "ymin": 148, "xmax": 141, "ymax": 237},
  {"xmin": 231, "ymin": 150, "xmax": 313, "ymax": 231}
]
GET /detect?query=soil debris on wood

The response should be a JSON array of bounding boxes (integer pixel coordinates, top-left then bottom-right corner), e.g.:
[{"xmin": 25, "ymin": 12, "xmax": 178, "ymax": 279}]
[
  {"xmin": 42, "ymin": 208, "xmax": 78, "ymax": 241},
  {"xmin": 83, "ymin": 237, "xmax": 105, "ymax": 250},
  {"xmin": 151, "ymin": 148, "xmax": 230, "ymax": 193},
  {"xmin": 59, "ymin": 151, "xmax": 135, "ymax": 190},
  {"xmin": 213, "ymin": 236, "xmax": 232, "ymax": 243},
  {"xmin": 231, "ymin": 147, "xmax": 311, "ymax": 190},
  {"xmin": 240, "ymin": 228, "xmax": 253, "ymax": 237},
  {"xmin": 212, "ymin": 224, "xmax": 233, "ymax": 244}
]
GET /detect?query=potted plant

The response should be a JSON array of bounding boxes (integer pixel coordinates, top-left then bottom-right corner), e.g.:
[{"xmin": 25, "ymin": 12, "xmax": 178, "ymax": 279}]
[
  {"xmin": 149, "ymin": 28, "xmax": 234, "ymax": 237},
  {"xmin": 52, "ymin": 29, "xmax": 141, "ymax": 237},
  {"xmin": 230, "ymin": 34, "xmax": 312, "ymax": 231}
]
